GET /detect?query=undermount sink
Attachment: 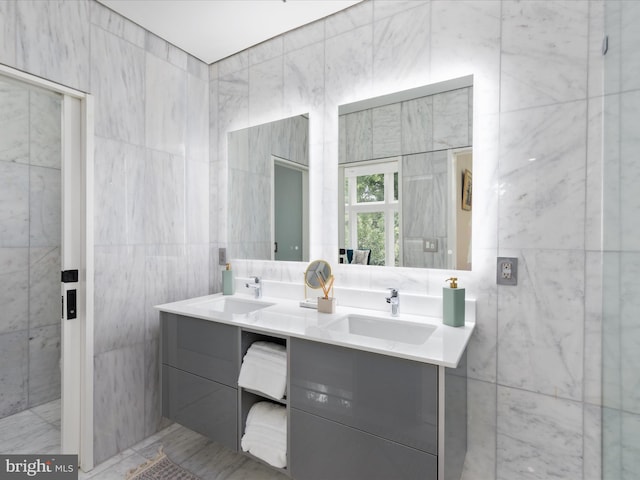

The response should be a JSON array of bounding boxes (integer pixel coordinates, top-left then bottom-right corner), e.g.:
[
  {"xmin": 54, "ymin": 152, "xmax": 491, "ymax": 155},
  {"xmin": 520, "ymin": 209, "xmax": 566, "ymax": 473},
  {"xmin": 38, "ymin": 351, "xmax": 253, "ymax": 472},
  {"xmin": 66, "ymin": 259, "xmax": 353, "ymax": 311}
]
[
  {"xmin": 188, "ymin": 296, "xmax": 274, "ymax": 315},
  {"xmin": 326, "ymin": 314, "xmax": 437, "ymax": 345}
]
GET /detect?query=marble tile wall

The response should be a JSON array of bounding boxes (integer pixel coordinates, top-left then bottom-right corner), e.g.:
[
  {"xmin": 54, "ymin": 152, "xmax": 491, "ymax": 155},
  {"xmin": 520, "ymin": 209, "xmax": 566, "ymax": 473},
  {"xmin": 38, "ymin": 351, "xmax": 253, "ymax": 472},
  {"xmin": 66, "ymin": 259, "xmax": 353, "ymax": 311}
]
[
  {"xmin": 211, "ymin": 1, "xmax": 605, "ymax": 479},
  {"xmin": 1, "ymin": 0, "xmax": 209, "ymax": 465},
  {"xmin": 0, "ymin": 77, "xmax": 62, "ymax": 418},
  {"xmin": 602, "ymin": 1, "xmax": 640, "ymax": 478}
]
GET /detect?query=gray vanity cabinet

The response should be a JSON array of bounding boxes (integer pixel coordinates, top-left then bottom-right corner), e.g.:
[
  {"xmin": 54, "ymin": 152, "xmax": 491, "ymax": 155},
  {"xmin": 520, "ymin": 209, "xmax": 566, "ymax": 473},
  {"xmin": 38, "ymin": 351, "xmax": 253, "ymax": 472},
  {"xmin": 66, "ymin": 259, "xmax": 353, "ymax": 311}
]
[
  {"xmin": 161, "ymin": 313, "xmax": 239, "ymax": 450},
  {"xmin": 289, "ymin": 338, "xmax": 439, "ymax": 480}
]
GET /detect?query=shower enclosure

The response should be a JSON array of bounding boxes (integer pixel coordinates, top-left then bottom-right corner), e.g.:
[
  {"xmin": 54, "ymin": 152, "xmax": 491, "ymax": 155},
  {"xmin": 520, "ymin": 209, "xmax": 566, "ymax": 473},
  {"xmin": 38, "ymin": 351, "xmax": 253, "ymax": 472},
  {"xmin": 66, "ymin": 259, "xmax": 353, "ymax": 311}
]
[
  {"xmin": 602, "ymin": 1, "xmax": 640, "ymax": 478},
  {"xmin": 0, "ymin": 75, "xmax": 62, "ymax": 423}
]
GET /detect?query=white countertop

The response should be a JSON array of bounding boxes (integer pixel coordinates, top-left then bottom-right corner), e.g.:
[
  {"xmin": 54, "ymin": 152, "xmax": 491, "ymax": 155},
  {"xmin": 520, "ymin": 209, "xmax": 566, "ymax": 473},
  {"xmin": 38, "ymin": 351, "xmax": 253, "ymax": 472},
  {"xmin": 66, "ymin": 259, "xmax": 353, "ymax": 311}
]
[{"xmin": 155, "ymin": 292, "xmax": 475, "ymax": 368}]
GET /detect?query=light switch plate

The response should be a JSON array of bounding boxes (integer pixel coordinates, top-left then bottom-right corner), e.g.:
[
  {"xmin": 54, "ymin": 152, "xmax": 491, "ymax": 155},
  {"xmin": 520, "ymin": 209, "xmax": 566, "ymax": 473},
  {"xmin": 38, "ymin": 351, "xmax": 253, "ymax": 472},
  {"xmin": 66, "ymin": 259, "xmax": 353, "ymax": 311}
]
[
  {"xmin": 497, "ymin": 257, "xmax": 518, "ymax": 285},
  {"xmin": 423, "ymin": 238, "xmax": 438, "ymax": 253}
]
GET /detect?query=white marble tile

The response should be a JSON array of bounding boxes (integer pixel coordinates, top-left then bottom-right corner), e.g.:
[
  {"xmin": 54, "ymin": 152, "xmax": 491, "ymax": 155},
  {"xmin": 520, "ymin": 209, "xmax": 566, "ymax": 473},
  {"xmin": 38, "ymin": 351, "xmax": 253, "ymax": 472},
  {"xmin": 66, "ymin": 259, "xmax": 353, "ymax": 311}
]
[
  {"xmin": 602, "ymin": 407, "xmax": 621, "ymax": 480},
  {"xmin": 586, "ymin": 96, "xmax": 603, "ymax": 251},
  {"xmin": 372, "ymin": 103, "xmax": 401, "ymax": 158},
  {"xmin": 144, "ymin": 150, "xmax": 186, "ymax": 245},
  {"xmin": 91, "ymin": 26, "xmax": 145, "ymax": 146},
  {"xmin": 584, "ymin": 251, "xmax": 602, "ymax": 406},
  {"xmin": 496, "ymin": 386, "xmax": 583, "ymax": 480},
  {"xmin": 603, "ymin": 1, "xmax": 622, "ymax": 96},
  {"xmin": 145, "ymin": 54, "xmax": 187, "ymax": 156},
  {"xmin": 325, "ymin": 25, "xmax": 373, "ymax": 107},
  {"xmin": 133, "ymin": 424, "xmax": 210, "ymax": 465},
  {"xmin": 90, "ymin": 1, "xmax": 145, "ymax": 47},
  {"xmin": 619, "ymin": 90, "xmax": 640, "ymax": 251},
  {"xmin": 249, "ymin": 56, "xmax": 284, "ymax": 123},
  {"xmin": 401, "ymin": 96, "xmax": 433, "ymax": 155},
  {"xmin": 621, "ymin": 0, "xmax": 640, "ymax": 93},
  {"xmin": 497, "ymin": 249, "xmax": 584, "ymax": 401},
  {"xmin": 93, "ymin": 136, "xmax": 146, "ymax": 246},
  {"xmin": 0, "ymin": 79, "xmax": 29, "ymax": 164},
  {"xmin": 0, "ymin": 330, "xmax": 28, "ymax": 418},
  {"xmin": 28, "ymin": 246, "xmax": 60, "ymax": 329},
  {"xmin": 433, "ymin": 88, "xmax": 471, "ymax": 150},
  {"xmin": 500, "ymin": 0, "xmax": 589, "ymax": 112},
  {"xmin": 0, "ymin": 0, "xmax": 16, "ymax": 65},
  {"xmin": 0, "ymin": 408, "xmax": 59, "ymax": 454},
  {"xmin": 187, "ymin": 73, "xmax": 209, "ymax": 165},
  {"xmin": 93, "ymin": 345, "xmax": 146, "ymax": 465},
  {"xmin": 16, "ymin": 0, "xmax": 90, "ymax": 92},
  {"xmin": 373, "ymin": 0, "xmax": 428, "ymax": 21},
  {"xmin": 0, "ymin": 247, "xmax": 28, "ymax": 335},
  {"xmin": 145, "ymin": 31, "xmax": 187, "ymax": 70},
  {"xmin": 94, "ymin": 246, "xmax": 146, "ymax": 355},
  {"xmin": 601, "ymin": 251, "xmax": 621, "ymax": 410},
  {"xmin": 284, "ymin": 20, "xmax": 325, "ymax": 54},
  {"xmin": 28, "ymin": 88, "xmax": 61, "ymax": 169},
  {"xmin": 602, "ymin": 93, "xmax": 621, "ymax": 252},
  {"xmin": 464, "ymin": 249, "xmax": 498, "ymax": 383},
  {"xmin": 187, "ymin": 56, "xmax": 208, "ymax": 82},
  {"xmin": 430, "ymin": 0, "xmax": 501, "ymax": 116},
  {"xmin": 29, "ymin": 165, "xmax": 61, "ymax": 247},
  {"xmin": 344, "ymin": 110, "xmax": 372, "ymax": 162},
  {"xmin": 249, "ymin": 36, "xmax": 283, "ymax": 66},
  {"xmin": 0, "ymin": 160, "xmax": 29, "ymax": 247},
  {"xmin": 372, "ymin": 3, "xmax": 430, "ymax": 88},
  {"xmin": 584, "ymin": 403, "xmax": 602, "ymax": 480},
  {"xmin": 622, "ymin": 410, "xmax": 640, "ymax": 479},
  {"xmin": 620, "ymin": 252, "xmax": 640, "ymax": 415},
  {"xmin": 187, "ymin": 244, "xmax": 210, "ymax": 299},
  {"xmin": 143, "ymin": 338, "xmax": 160, "ymax": 438},
  {"xmin": 588, "ymin": 0, "xmax": 604, "ymax": 99},
  {"xmin": 461, "ymin": 379, "xmax": 496, "ymax": 480},
  {"xmin": 472, "ymin": 113, "xmax": 499, "ymax": 251},
  {"xmin": 218, "ymin": 50, "xmax": 249, "ymax": 77},
  {"xmin": 186, "ymin": 159, "xmax": 209, "ymax": 244},
  {"xmin": 144, "ymin": 245, "xmax": 188, "ymax": 340},
  {"xmin": 218, "ymin": 69, "xmax": 250, "ymax": 140},
  {"xmin": 325, "ymin": 1, "xmax": 372, "ymax": 38},
  {"xmin": 498, "ymin": 101, "xmax": 587, "ymax": 250},
  {"xmin": 31, "ymin": 398, "xmax": 61, "ymax": 427},
  {"xmin": 28, "ymin": 324, "xmax": 61, "ymax": 407},
  {"xmin": 284, "ymin": 42, "xmax": 325, "ymax": 113}
]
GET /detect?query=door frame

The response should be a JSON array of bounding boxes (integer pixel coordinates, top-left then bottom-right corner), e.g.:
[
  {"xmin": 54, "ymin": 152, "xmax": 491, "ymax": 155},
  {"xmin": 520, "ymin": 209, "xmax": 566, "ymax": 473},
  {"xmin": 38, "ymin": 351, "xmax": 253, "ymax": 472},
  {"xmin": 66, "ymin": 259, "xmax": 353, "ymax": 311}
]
[{"xmin": 0, "ymin": 64, "xmax": 95, "ymax": 471}]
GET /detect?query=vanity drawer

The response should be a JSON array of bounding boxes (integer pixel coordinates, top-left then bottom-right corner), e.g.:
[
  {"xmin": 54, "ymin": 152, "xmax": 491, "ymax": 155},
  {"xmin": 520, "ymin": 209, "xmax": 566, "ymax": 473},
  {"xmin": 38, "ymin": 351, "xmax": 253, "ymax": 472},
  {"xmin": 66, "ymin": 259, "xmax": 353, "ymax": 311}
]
[
  {"xmin": 290, "ymin": 338, "xmax": 438, "ymax": 454},
  {"xmin": 290, "ymin": 408, "xmax": 437, "ymax": 480},
  {"xmin": 161, "ymin": 313, "xmax": 239, "ymax": 386},
  {"xmin": 162, "ymin": 365, "xmax": 237, "ymax": 451}
]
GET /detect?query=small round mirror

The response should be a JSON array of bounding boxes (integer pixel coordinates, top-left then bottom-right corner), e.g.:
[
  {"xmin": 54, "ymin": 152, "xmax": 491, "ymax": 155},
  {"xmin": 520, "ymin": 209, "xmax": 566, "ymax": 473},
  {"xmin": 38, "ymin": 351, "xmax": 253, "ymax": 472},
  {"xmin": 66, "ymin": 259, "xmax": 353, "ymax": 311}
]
[{"xmin": 304, "ymin": 259, "xmax": 332, "ymax": 290}]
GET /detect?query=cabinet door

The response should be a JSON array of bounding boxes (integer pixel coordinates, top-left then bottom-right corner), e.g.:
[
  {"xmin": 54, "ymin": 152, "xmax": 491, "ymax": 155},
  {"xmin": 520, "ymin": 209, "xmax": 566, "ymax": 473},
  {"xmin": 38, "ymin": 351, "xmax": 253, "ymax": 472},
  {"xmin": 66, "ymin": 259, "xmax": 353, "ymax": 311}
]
[
  {"xmin": 290, "ymin": 338, "xmax": 438, "ymax": 454},
  {"xmin": 163, "ymin": 365, "xmax": 237, "ymax": 451},
  {"xmin": 291, "ymin": 408, "xmax": 437, "ymax": 480},
  {"xmin": 161, "ymin": 313, "xmax": 239, "ymax": 387}
]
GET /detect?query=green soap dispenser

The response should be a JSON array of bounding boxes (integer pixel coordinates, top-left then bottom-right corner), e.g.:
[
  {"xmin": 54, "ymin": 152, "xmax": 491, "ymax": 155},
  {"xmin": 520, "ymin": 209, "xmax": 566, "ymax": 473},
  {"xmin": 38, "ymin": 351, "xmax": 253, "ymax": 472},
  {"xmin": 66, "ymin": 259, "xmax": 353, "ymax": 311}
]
[
  {"xmin": 443, "ymin": 277, "xmax": 465, "ymax": 327},
  {"xmin": 222, "ymin": 263, "xmax": 235, "ymax": 295}
]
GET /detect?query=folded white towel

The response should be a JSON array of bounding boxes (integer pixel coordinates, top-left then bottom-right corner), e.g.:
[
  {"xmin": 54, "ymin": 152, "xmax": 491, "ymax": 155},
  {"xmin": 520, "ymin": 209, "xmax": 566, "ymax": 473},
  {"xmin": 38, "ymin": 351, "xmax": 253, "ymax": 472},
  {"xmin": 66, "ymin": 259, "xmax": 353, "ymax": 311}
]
[
  {"xmin": 238, "ymin": 342, "xmax": 287, "ymax": 400},
  {"xmin": 241, "ymin": 402, "xmax": 287, "ymax": 468}
]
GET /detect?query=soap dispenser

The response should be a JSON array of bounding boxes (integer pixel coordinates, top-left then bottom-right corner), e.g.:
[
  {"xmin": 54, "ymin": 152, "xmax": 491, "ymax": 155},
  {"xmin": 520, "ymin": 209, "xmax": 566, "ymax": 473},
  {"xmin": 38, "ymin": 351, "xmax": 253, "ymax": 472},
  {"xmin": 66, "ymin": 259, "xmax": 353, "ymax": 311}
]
[
  {"xmin": 443, "ymin": 277, "xmax": 465, "ymax": 327},
  {"xmin": 222, "ymin": 263, "xmax": 235, "ymax": 295}
]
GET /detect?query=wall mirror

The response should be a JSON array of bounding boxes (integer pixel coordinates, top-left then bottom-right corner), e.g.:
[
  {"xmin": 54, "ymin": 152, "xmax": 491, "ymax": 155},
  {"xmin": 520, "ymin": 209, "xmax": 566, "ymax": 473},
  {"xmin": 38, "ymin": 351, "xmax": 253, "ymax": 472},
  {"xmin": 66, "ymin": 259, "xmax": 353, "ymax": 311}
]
[
  {"xmin": 227, "ymin": 114, "xmax": 309, "ymax": 262},
  {"xmin": 338, "ymin": 76, "xmax": 473, "ymax": 270}
]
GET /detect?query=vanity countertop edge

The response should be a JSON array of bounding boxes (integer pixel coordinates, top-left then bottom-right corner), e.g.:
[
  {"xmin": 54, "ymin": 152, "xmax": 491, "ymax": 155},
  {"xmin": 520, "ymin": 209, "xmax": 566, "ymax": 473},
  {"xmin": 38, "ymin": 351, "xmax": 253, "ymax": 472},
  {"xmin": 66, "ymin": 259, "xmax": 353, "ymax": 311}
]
[{"xmin": 155, "ymin": 292, "xmax": 475, "ymax": 368}]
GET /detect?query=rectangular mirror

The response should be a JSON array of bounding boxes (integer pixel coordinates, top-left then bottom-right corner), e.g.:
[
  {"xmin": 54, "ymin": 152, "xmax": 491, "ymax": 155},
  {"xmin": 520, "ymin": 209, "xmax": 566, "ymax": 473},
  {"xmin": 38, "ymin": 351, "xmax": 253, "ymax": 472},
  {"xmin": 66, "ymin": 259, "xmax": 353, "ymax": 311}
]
[
  {"xmin": 338, "ymin": 76, "xmax": 473, "ymax": 270},
  {"xmin": 228, "ymin": 114, "xmax": 309, "ymax": 262}
]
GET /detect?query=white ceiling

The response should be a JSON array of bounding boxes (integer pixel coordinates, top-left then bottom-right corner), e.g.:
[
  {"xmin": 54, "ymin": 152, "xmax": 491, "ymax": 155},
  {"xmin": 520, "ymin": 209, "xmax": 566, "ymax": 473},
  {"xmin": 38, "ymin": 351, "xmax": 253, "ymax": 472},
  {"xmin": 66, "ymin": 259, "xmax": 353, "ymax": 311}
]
[{"xmin": 98, "ymin": 0, "xmax": 361, "ymax": 64}]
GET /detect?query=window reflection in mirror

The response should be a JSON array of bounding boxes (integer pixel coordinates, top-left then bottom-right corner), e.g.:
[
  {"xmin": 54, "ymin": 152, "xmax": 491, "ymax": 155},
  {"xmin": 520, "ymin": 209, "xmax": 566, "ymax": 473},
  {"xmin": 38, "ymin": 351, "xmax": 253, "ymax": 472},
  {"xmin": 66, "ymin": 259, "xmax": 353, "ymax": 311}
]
[
  {"xmin": 227, "ymin": 114, "xmax": 309, "ymax": 262},
  {"xmin": 338, "ymin": 76, "xmax": 473, "ymax": 270}
]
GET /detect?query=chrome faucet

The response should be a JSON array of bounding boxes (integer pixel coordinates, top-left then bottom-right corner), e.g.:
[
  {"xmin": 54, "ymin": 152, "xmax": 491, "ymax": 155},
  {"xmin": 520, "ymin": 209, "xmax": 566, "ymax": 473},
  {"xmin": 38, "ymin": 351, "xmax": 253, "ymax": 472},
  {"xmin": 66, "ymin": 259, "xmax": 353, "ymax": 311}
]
[
  {"xmin": 245, "ymin": 276, "xmax": 262, "ymax": 298},
  {"xmin": 386, "ymin": 288, "xmax": 400, "ymax": 317}
]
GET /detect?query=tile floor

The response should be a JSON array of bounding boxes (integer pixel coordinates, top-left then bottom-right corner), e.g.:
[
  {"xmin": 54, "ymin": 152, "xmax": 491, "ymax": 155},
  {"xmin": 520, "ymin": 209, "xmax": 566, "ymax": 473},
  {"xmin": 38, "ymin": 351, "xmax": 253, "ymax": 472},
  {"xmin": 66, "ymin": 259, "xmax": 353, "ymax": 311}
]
[{"xmin": 0, "ymin": 400, "xmax": 288, "ymax": 480}]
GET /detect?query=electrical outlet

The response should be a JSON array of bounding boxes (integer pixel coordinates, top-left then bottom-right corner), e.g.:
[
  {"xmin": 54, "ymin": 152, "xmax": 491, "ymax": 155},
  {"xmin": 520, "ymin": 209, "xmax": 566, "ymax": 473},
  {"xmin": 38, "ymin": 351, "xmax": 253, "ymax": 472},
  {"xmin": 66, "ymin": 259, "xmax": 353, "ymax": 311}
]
[
  {"xmin": 218, "ymin": 247, "xmax": 227, "ymax": 266},
  {"xmin": 423, "ymin": 238, "xmax": 438, "ymax": 253},
  {"xmin": 497, "ymin": 257, "xmax": 518, "ymax": 285}
]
